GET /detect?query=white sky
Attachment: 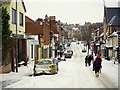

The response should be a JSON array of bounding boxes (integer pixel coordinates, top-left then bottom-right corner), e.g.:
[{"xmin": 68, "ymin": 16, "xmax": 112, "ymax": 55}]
[{"xmin": 24, "ymin": 0, "xmax": 119, "ymax": 25}]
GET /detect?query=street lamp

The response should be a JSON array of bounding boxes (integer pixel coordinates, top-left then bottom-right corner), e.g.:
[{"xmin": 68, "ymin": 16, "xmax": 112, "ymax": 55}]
[
  {"xmin": 15, "ymin": 0, "xmax": 18, "ymax": 72},
  {"xmin": 0, "ymin": 3, "xmax": 2, "ymax": 66},
  {"xmin": 49, "ymin": 31, "xmax": 52, "ymax": 58}
]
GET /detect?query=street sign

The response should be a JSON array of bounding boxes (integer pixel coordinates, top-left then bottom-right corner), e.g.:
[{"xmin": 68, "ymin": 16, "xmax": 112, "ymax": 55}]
[
  {"xmin": 114, "ymin": 50, "xmax": 116, "ymax": 53},
  {"xmin": 54, "ymin": 40, "xmax": 57, "ymax": 43},
  {"xmin": 51, "ymin": 49, "xmax": 55, "ymax": 51},
  {"xmin": 64, "ymin": 49, "xmax": 66, "ymax": 51}
]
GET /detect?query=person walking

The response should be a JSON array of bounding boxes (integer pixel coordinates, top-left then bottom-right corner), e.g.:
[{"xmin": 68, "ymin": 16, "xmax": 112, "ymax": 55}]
[
  {"xmin": 85, "ymin": 55, "xmax": 88, "ymax": 66},
  {"xmin": 93, "ymin": 55, "xmax": 102, "ymax": 77},
  {"xmin": 60, "ymin": 51, "xmax": 63, "ymax": 58},
  {"xmin": 87, "ymin": 55, "xmax": 93, "ymax": 66}
]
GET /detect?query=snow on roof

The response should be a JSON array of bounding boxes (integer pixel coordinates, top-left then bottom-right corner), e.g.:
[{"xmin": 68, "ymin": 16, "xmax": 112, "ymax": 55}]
[
  {"xmin": 72, "ymin": 27, "xmax": 78, "ymax": 30},
  {"xmin": 100, "ymin": 33, "xmax": 104, "ymax": 37},
  {"xmin": 106, "ymin": 45, "xmax": 113, "ymax": 47},
  {"xmin": 112, "ymin": 32, "xmax": 117, "ymax": 35},
  {"xmin": 96, "ymin": 43, "xmax": 100, "ymax": 46},
  {"xmin": 109, "ymin": 32, "xmax": 118, "ymax": 37}
]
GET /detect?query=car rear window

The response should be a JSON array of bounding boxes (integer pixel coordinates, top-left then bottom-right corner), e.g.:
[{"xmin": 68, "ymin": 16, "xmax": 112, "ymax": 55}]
[
  {"xmin": 37, "ymin": 60, "xmax": 52, "ymax": 65},
  {"xmin": 67, "ymin": 51, "xmax": 71, "ymax": 53},
  {"xmin": 67, "ymin": 50, "xmax": 72, "ymax": 53}
]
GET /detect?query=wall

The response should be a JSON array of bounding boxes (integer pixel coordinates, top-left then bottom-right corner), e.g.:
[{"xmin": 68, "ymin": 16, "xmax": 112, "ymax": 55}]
[
  {"xmin": 2, "ymin": 0, "xmax": 26, "ymax": 36},
  {"xmin": 0, "ymin": 64, "xmax": 11, "ymax": 73},
  {"xmin": 27, "ymin": 39, "xmax": 35, "ymax": 61}
]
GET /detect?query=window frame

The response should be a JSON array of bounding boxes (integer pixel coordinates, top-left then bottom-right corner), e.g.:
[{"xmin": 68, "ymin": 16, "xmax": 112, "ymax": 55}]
[
  {"xmin": 12, "ymin": 8, "xmax": 16, "ymax": 24},
  {"xmin": 19, "ymin": 12, "xmax": 23, "ymax": 26}
]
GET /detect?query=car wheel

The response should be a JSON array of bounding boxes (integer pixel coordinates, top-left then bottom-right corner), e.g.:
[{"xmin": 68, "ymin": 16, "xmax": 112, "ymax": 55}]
[
  {"xmin": 52, "ymin": 72, "xmax": 56, "ymax": 74},
  {"xmin": 33, "ymin": 73, "xmax": 36, "ymax": 76},
  {"xmin": 55, "ymin": 70, "xmax": 58, "ymax": 74}
]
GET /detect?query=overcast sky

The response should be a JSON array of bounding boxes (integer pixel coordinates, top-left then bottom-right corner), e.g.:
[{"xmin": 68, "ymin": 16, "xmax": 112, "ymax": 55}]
[{"xmin": 24, "ymin": 0, "xmax": 119, "ymax": 25}]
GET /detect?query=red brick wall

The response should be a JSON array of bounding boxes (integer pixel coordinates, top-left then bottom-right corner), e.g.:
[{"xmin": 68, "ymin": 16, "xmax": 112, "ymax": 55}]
[
  {"xmin": 43, "ymin": 19, "xmax": 50, "ymax": 45},
  {"xmin": 1, "ymin": 46, "xmax": 15, "ymax": 73},
  {"xmin": 99, "ymin": 27, "xmax": 104, "ymax": 35},
  {"xmin": 51, "ymin": 20, "xmax": 59, "ymax": 34},
  {"xmin": 25, "ymin": 22, "xmax": 43, "ymax": 35},
  {"xmin": 88, "ymin": 24, "xmax": 96, "ymax": 41}
]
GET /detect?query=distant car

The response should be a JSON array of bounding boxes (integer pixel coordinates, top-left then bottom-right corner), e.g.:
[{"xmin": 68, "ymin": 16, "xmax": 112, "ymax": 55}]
[
  {"xmin": 77, "ymin": 42, "xmax": 79, "ymax": 44},
  {"xmin": 33, "ymin": 59, "xmax": 58, "ymax": 76},
  {"xmin": 67, "ymin": 44, "xmax": 70, "ymax": 47},
  {"xmin": 65, "ymin": 53, "xmax": 72, "ymax": 58},
  {"xmin": 82, "ymin": 49, "xmax": 86, "ymax": 52},
  {"xmin": 64, "ymin": 50, "xmax": 73, "ymax": 58},
  {"xmin": 67, "ymin": 50, "xmax": 73, "ymax": 55}
]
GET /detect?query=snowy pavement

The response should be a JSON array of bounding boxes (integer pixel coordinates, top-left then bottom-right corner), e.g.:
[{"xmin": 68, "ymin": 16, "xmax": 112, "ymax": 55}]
[
  {"xmin": 0, "ymin": 60, "xmax": 34, "ymax": 88},
  {"xmin": 1, "ymin": 42, "xmax": 119, "ymax": 88}
]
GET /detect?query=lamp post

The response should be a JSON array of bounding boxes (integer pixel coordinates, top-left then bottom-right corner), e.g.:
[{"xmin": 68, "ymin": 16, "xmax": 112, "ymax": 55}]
[
  {"xmin": 0, "ymin": 3, "xmax": 2, "ymax": 66},
  {"xmin": 15, "ymin": 0, "xmax": 18, "ymax": 72},
  {"xmin": 49, "ymin": 17, "xmax": 52, "ymax": 58},
  {"xmin": 49, "ymin": 31, "xmax": 52, "ymax": 58}
]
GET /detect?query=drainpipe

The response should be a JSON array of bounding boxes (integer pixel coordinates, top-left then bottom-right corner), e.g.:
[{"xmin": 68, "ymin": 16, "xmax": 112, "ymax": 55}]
[{"xmin": 118, "ymin": 31, "xmax": 120, "ymax": 63}]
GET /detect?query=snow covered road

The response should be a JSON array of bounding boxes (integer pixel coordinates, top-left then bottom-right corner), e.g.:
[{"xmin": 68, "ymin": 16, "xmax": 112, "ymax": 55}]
[{"xmin": 4, "ymin": 42, "xmax": 118, "ymax": 88}]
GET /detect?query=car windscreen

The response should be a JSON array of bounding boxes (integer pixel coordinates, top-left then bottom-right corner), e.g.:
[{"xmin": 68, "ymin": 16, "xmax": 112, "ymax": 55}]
[{"xmin": 37, "ymin": 60, "xmax": 52, "ymax": 65}]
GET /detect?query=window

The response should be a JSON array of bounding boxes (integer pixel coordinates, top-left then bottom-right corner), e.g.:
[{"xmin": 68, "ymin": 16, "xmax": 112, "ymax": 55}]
[
  {"xmin": 12, "ymin": 8, "xmax": 16, "ymax": 24},
  {"xmin": 19, "ymin": 12, "xmax": 23, "ymax": 26}
]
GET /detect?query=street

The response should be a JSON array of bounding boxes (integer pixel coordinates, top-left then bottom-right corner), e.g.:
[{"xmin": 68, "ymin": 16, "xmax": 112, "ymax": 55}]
[{"xmin": 4, "ymin": 42, "xmax": 118, "ymax": 88}]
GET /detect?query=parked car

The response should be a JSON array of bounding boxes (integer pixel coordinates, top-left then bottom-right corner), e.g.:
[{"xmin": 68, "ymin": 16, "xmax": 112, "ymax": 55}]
[
  {"xmin": 33, "ymin": 59, "xmax": 58, "ymax": 76},
  {"xmin": 82, "ymin": 49, "xmax": 86, "ymax": 52}
]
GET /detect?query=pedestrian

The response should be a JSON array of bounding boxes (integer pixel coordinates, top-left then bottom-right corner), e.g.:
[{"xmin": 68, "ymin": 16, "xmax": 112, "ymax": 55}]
[
  {"xmin": 93, "ymin": 55, "xmax": 102, "ymax": 77},
  {"xmin": 85, "ymin": 55, "xmax": 88, "ymax": 66},
  {"xmin": 60, "ymin": 51, "xmax": 63, "ymax": 58},
  {"xmin": 87, "ymin": 55, "xmax": 93, "ymax": 66}
]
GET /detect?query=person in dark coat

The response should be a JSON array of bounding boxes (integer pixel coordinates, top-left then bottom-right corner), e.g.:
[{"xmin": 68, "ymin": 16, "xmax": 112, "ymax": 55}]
[
  {"xmin": 93, "ymin": 55, "xmax": 102, "ymax": 77},
  {"xmin": 87, "ymin": 55, "xmax": 93, "ymax": 66},
  {"xmin": 60, "ymin": 51, "xmax": 63, "ymax": 58},
  {"xmin": 85, "ymin": 56, "xmax": 88, "ymax": 66}
]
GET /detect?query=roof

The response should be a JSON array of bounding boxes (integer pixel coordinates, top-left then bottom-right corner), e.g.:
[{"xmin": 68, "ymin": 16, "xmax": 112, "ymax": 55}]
[
  {"xmin": 25, "ymin": 22, "xmax": 43, "ymax": 35},
  {"xmin": 25, "ymin": 16, "xmax": 34, "ymax": 22},
  {"xmin": 95, "ymin": 23, "xmax": 103, "ymax": 29},
  {"xmin": 21, "ymin": 0, "xmax": 26, "ymax": 12},
  {"xmin": 109, "ymin": 32, "xmax": 118, "ymax": 37},
  {"xmin": 100, "ymin": 33, "xmax": 104, "ymax": 37},
  {"xmin": 106, "ymin": 7, "xmax": 120, "ymax": 26},
  {"xmin": 108, "ymin": 15, "xmax": 120, "ymax": 26}
]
